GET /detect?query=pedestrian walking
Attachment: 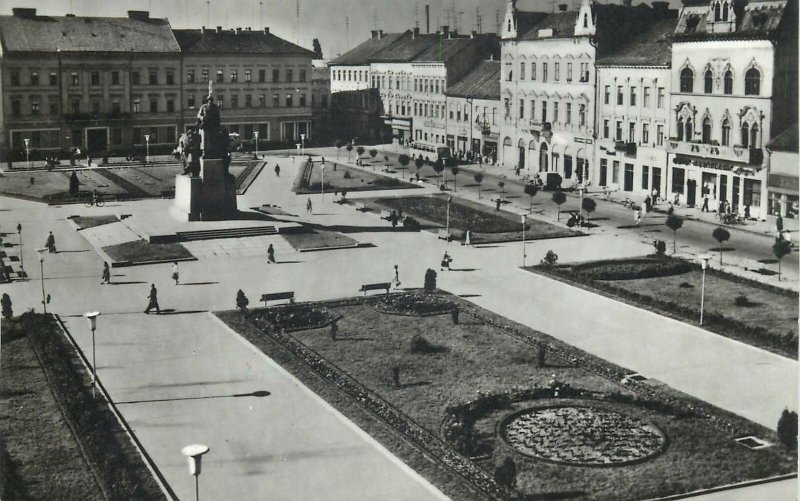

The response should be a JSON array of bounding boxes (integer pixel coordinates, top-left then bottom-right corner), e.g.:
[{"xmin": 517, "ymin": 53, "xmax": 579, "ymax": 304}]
[
  {"xmin": 667, "ymin": 202, "xmax": 674, "ymax": 216},
  {"xmin": 390, "ymin": 210, "xmax": 399, "ymax": 229},
  {"xmin": 306, "ymin": 197, "xmax": 313, "ymax": 213},
  {"xmin": 652, "ymin": 188, "xmax": 659, "ymax": 205},
  {"xmin": 701, "ymin": 194, "xmax": 710, "ymax": 212},
  {"xmin": 441, "ymin": 251, "xmax": 452, "ymax": 271},
  {"xmin": 267, "ymin": 243, "xmax": 276, "ymax": 264},
  {"xmin": 45, "ymin": 231, "xmax": 56, "ymax": 253},
  {"xmin": 644, "ymin": 195, "xmax": 652, "ymax": 213},
  {"xmin": 496, "ymin": 198, "xmax": 502, "ymax": 211},
  {"xmin": 392, "ymin": 264, "xmax": 401, "ymax": 290},
  {"xmin": 274, "ymin": 164, "xmax": 281, "ymax": 177},
  {"xmin": 464, "ymin": 228, "xmax": 472, "ymax": 246},
  {"xmin": 144, "ymin": 284, "xmax": 160, "ymax": 314},
  {"xmin": 744, "ymin": 205, "xmax": 751, "ymax": 219},
  {"xmin": 673, "ymin": 193, "xmax": 680, "ymax": 206},
  {"xmin": 172, "ymin": 262, "xmax": 179, "ymax": 285},
  {"xmin": 101, "ymin": 262, "xmax": 111, "ymax": 284},
  {"xmin": 634, "ymin": 208, "xmax": 641, "ymax": 226}
]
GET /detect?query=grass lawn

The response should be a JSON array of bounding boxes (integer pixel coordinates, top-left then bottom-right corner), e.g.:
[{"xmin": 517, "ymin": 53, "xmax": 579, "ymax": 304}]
[
  {"xmin": 530, "ymin": 257, "xmax": 798, "ymax": 358},
  {"xmin": 103, "ymin": 239, "xmax": 195, "ymax": 265},
  {"xmin": 281, "ymin": 228, "xmax": 359, "ymax": 251},
  {"xmin": 0, "ymin": 313, "xmax": 163, "ymax": 499},
  {"xmin": 367, "ymin": 194, "xmax": 580, "ymax": 243},
  {"xmin": 218, "ymin": 293, "xmax": 795, "ymax": 501},
  {"xmin": 71, "ymin": 215, "xmax": 120, "ymax": 230},
  {"xmin": 293, "ymin": 161, "xmax": 420, "ymax": 194}
]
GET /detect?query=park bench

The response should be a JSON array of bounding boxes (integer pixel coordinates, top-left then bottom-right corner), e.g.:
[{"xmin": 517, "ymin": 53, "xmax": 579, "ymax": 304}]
[
  {"xmin": 359, "ymin": 282, "xmax": 390, "ymax": 296},
  {"xmin": 260, "ymin": 291, "xmax": 295, "ymax": 306},
  {"xmin": 356, "ymin": 201, "xmax": 370, "ymax": 212},
  {"xmin": 438, "ymin": 229, "xmax": 451, "ymax": 241}
]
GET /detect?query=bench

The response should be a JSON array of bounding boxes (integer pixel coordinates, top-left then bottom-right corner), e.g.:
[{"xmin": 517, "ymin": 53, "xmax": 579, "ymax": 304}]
[
  {"xmin": 356, "ymin": 201, "xmax": 370, "ymax": 212},
  {"xmin": 260, "ymin": 291, "xmax": 295, "ymax": 306},
  {"xmin": 438, "ymin": 229, "xmax": 451, "ymax": 241},
  {"xmin": 359, "ymin": 282, "xmax": 390, "ymax": 296}
]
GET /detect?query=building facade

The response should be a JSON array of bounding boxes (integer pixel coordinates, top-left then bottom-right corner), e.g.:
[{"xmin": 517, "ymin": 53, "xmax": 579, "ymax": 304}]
[
  {"xmin": 311, "ymin": 59, "xmax": 331, "ymax": 143},
  {"xmin": 765, "ymin": 125, "xmax": 798, "ymax": 218},
  {"xmin": 444, "ymin": 60, "xmax": 501, "ymax": 162}
]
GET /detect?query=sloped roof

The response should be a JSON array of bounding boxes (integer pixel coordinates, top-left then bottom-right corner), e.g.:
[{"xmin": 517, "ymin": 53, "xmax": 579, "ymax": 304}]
[
  {"xmin": 767, "ymin": 124, "xmax": 798, "ymax": 152},
  {"xmin": 520, "ymin": 11, "xmax": 579, "ymax": 40},
  {"xmin": 369, "ymin": 33, "xmax": 441, "ymax": 62},
  {"xmin": 0, "ymin": 13, "xmax": 180, "ymax": 53},
  {"xmin": 414, "ymin": 36, "xmax": 478, "ymax": 63},
  {"xmin": 596, "ymin": 19, "xmax": 675, "ymax": 66},
  {"xmin": 173, "ymin": 29, "xmax": 313, "ymax": 56},
  {"xmin": 445, "ymin": 60, "xmax": 501, "ymax": 100},
  {"xmin": 329, "ymin": 31, "xmax": 407, "ymax": 65},
  {"xmin": 674, "ymin": 0, "xmax": 789, "ymax": 40},
  {"xmin": 516, "ymin": 11, "xmax": 551, "ymax": 37}
]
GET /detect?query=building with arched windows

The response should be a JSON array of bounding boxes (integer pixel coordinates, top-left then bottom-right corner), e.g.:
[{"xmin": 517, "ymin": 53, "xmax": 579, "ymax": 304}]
[{"xmin": 666, "ymin": 0, "xmax": 797, "ymax": 218}]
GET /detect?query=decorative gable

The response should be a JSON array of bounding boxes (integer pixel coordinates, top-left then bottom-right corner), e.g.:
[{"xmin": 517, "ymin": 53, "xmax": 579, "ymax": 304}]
[
  {"xmin": 574, "ymin": 0, "xmax": 596, "ymax": 36},
  {"xmin": 502, "ymin": 0, "xmax": 518, "ymax": 40}
]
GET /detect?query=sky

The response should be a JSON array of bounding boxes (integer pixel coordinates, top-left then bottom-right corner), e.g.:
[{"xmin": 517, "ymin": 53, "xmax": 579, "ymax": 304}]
[{"xmin": 0, "ymin": 0, "xmax": 680, "ymax": 59}]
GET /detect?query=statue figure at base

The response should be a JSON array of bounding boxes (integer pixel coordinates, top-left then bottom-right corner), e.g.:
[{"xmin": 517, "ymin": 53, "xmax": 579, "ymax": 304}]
[
  {"xmin": 196, "ymin": 90, "xmax": 231, "ymax": 172},
  {"xmin": 176, "ymin": 127, "xmax": 202, "ymax": 176}
]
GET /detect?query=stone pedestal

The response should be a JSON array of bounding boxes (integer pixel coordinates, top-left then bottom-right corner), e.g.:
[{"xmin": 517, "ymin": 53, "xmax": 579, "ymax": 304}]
[
  {"xmin": 172, "ymin": 175, "xmax": 203, "ymax": 221},
  {"xmin": 172, "ymin": 158, "xmax": 237, "ymax": 221}
]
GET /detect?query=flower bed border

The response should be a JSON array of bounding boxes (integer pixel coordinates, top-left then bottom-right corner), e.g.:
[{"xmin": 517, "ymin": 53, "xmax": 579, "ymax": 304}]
[
  {"xmin": 248, "ymin": 303, "xmax": 336, "ymax": 332},
  {"xmin": 370, "ymin": 292, "xmax": 458, "ymax": 317}
]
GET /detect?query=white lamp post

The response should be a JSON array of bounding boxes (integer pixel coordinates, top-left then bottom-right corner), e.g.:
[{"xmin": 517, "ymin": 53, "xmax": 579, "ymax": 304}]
[
  {"xmin": 300, "ymin": 133, "xmax": 306, "ymax": 156},
  {"xmin": 522, "ymin": 214, "xmax": 527, "ymax": 267},
  {"xmin": 16, "ymin": 223, "xmax": 23, "ymax": 277},
  {"xmin": 295, "ymin": 143, "xmax": 301, "ymax": 157},
  {"xmin": 320, "ymin": 160, "xmax": 326, "ymax": 202},
  {"xmin": 253, "ymin": 130, "xmax": 259, "ymax": 158},
  {"xmin": 84, "ymin": 312, "xmax": 100, "ymax": 398},
  {"xmin": 36, "ymin": 248, "xmax": 47, "ymax": 314},
  {"xmin": 144, "ymin": 134, "xmax": 151, "ymax": 164},
  {"xmin": 578, "ymin": 185, "xmax": 585, "ymax": 227},
  {"xmin": 446, "ymin": 196, "xmax": 452, "ymax": 244},
  {"xmin": 23, "ymin": 138, "xmax": 31, "ymax": 169},
  {"xmin": 699, "ymin": 255, "xmax": 711, "ymax": 325},
  {"xmin": 181, "ymin": 444, "xmax": 210, "ymax": 501}
]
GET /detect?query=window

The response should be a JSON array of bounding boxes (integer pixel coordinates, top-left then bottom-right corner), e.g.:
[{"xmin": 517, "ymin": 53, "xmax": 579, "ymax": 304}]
[
  {"xmin": 286, "ymin": 69, "xmax": 293, "ymax": 83},
  {"xmin": 231, "ymin": 95, "xmax": 238, "ymax": 108},
  {"xmin": 166, "ymin": 98, "xmax": 175, "ymax": 112},
  {"xmin": 112, "ymin": 98, "xmax": 121, "ymax": 113},
  {"xmin": 216, "ymin": 70, "xmax": 224, "ymax": 83},
  {"xmin": 245, "ymin": 70, "xmax": 252, "ymax": 82},
  {"xmin": 541, "ymin": 101, "xmax": 547, "ymax": 122},
  {"xmin": 71, "ymin": 72, "xmax": 80, "ymax": 85},
  {"xmin": 505, "ymin": 62, "xmax": 513, "ymax": 81},
  {"xmin": 111, "ymin": 71, "xmax": 120, "ymax": 85},
  {"xmin": 30, "ymin": 71, "xmax": 39, "ymax": 86},
  {"xmin": 580, "ymin": 62, "xmax": 589, "ymax": 82},
  {"xmin": 612, "ymin": 160, "xmax": 620, "ymax": 184},
  {"xmin": 519, "ymin": 99, "xmax": 525, "ymax": 120},
  {"xmin": 704, "ymin": 70, "xmax": 713, "ymax": 93},
  {"xmin": 259, "ymin": 94, "xmax": 266, "ymax": 107},
  {"xmin": 272, "ymin": 69, "xmax": 280, "ymax": 82},
  {"xmin": 132, "ymin": 98, "xmax": 140, "ymax": 113},
  {"xmin": 187, "ymin": 69, "xmax": 195, "ymax": 83},
  {"xmin": 258, "ymin": 69, "xmax": 266, "ymax": 82},
  {"xmin": 604, "ymin": 86, "xmax": 610, "ymax": 104},
  {"xmin": 49, "ymin": 72, "xmax": 57, "ymax": 86},
  {"xmin": 565, "ymin": 103, "xmax": 571, "ymax": 124},
  {"xmin": 617, "ymin": 86, "xmax": 623, "ymax": 105},
  {"xmin": 188, "ymin": 94, "xmax": 196, "ymax": 108},
  {"xmin": 685, "ymin": 119, "xmax": 693, "ymax": 141},
  {"xmin": 520, "ymin": 62, "xmax": 526, "ymax": 80},
  {"xmin": 680, "ymin": 68, "xmax": 693, "ymax": 92},
  {"xmin": 603, "ymin": 119, "xmax": 609, "ymax": 139},
  {"xmin": 300, "ymin": 69, "xmax": 307, "ymax": 82},
  {"xmin": 554, "ymin": 62, "xmax": 560, "ymax": 81},
  {"xmin": 657, "ymin": 124, "xmax": 664, "ymax": 146},
  {"xmin": 750, "ymin": 123, "xmax": 759, "ymax": 148},
  {"xmin": 723, "ymin": 70, "xmax": 733, "ymax": 94},
  {"xmin": 202, "ymin": 69, "xmax": 209, "ymax": 82},
  {"xmin": 657, "ymin": 87, "xmax": 665, "ymax": 108},
  {"xmin": 217, "ymin": 95, "xmax": 224, "ymax": 108},
  {"xmin": 567, "ymin": 63, "xmax": 573, "ymax": 82},
  {"xmin": 231, "ymin": 70, "xmax": 238, "ymax": 82},
  {"xmin": 630, "ymin": 87, "xmax": 636, "ymax": 106},
  {"xmin": 677, "ymin": 118, "xmax": 684, "ymax": 141},
  {"xmin": 245, "ymin": 95, "xmax": 252, "ymax": 107},
  {"xmin": 702, "ymin": 117, "xmax": 712, "ymax": 143},
  {"xmin": 643, "ymin": 87, "xmax": 650, "ymax": 107},
  {"xmin": 10, "ymin": 70, "xmax": 20, "ymax": 86},
  {"xmin": 721, "ymin": 119, "xmax": 731, "ymax": 146},
  {"xmin": 71, "ymin": 98, "xmax": 80, "ymax": 113},
  {"xmin": 299, "ymin": 94, "xmax": 306, "ymax": 107},
  {"xmin": 149, "ymin": 70, "xmax": 157, "ymax": 85},
  {"xmin": 532, "ymin": 63, "xmax": 536, "ymax": 81},
  {"xmin": 272, "ymin": 93, "xmax": 279, "ymax": 107},
  {"xmin": 166, "ymin": 70, "xmax": 175, "ymax": 85},
  {"xmin": 529, "ymin": 100, "xmax": 535, "ymax": 121},
  {"xmin": 11, "ymin": 99, "xmax": 20, "ymax": 116},
  {"xmin": 150, "ymin": 97, "xmax": 158, "ymax": 112},
  {"xmin": 672, "ymin": 167, "xmax": 685, "ymax": 194},
  {"xmin": 615, "ymin": 121, "xmax": 623, "ymax": 141},
  {"xmin": 31, "ymin": 101, "xmax": 40, "ymax": 115},
  {"xmin": 579, "ymin": 104, "xmax": 586, "ymax": 126},
  {"xmin": 285, "ymin": 94, "xmax": 293, "ymax": 107},
  {"xmin": 642, "ymin": 123, "xmax": 649, "ymax": 143},
  {"xmin": 131, "ymin": 71, "xmax": 140, "ymax": 85},
  {"xmin": 542, "ymin": 63, "xmax": 548, "ymax": 82},
  {"xmin": 642, "ymin": 165, "xmax": 649, "ymax": 190},
  {"xmin": 745, "ymin": 68, "xmax": 760, "ymax": 95},
  {"xmin": 628, "ymin": 122, "xmax": 636, "ymax": 143},
  {"xmin": 553, "ymin": 102, "xmax": 559, "ymax": 122},
  {"xmin": 49, "ymin": 98, "xmax": 58, "ymax": 114}
]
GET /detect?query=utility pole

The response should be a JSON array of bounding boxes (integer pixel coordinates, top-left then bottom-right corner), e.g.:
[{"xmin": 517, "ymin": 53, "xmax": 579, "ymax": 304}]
[
  {"xmin": 296, "ymin": 0, "xmax": 300, "ymax": 45},
  {"xmin": 414, "ymin": 2, "xmax": 419, "ymax": 28},
  {"xmin": 476, "ymin": 6, "xmax": 481, "ymax": 33},
  {"xmin": 206, "ymin": 0, "xmax": 210, "ymax": 27},
  {"xmin": 495, "ymin": 9, "xmax": 500, "ymax": 32},
  {"xmin": 259, "ymin": 0, "xmax": 263, "ymax": 28},
  {"xmin": 345, "ymin": 16, "xmax": 350, "ymax": 50}
]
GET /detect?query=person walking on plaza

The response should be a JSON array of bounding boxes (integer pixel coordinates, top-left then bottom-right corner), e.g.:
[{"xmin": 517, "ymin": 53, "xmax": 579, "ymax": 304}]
[
  {"xmin": 667, "ymin": 202, "xmax": 674, "ymax": 216},
  {"xmin": 464, "ymin": 228, "xmax": 472, "ymax": 246},
  {"xmin": 441, "ymin": 251, "xmax": 452, "ymax": 271},
  {"xmin": 267, "ymin": 243, "xmax": 276, "ymax": 264},
  {"xmin": 45, "ymin": 231, "xmax": 56, "ymax": 253},
  {"xmin": 702, "ymin": 194, "xmax": 710, "ymax": 212},
  {"xmin": 389, "ymin": 210, "xmax": 399, "ymax": 229},
  {"xmin": 634, "ymin": 208, "xmax": 641, "ymax": 226},
  {"xmin": 172, "ymin": 262, "xmax": 180, "ymax": 285},
  {"xmin": 144, "ymin": 284, "xmax": 160, "ymax": 314},
  {"xmin": 101, "ymin": 262, "xmax": 111, "ymax": 285},
  {"xmin": 306, "ymin": 197, "xmax": 313, "ymax": 213},
  {"xmin": 274, "ymin": 164, "xmax": 281, "ymax": 177},
  {"xmin": 392, "ymin": 264, "xmax": 401, "ymax": 290}
]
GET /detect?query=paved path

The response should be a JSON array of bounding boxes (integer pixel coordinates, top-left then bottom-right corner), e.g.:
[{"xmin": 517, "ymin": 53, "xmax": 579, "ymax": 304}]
[{"xmin": 1, "ymin": 154, "xmax": 796, "ymax": 500}]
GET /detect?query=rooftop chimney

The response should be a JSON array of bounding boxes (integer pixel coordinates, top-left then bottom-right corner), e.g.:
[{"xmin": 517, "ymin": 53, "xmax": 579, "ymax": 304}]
[
  {"xmin": 378, "ymin": 30, "xmax": 384, "ymax": 39},
  {"xmin": 471, "ymin": 30, "xmax": 477, "ymax": 38},
  {"xmin": 622, "ymin": 0, "xmax": 632, "ymax": 7},
  {"xmin": 558, "ymin": 4, "xmax": 568, "ymax": 11},
  {"xmin": 127, "ymin": 10, "xmax": 150, "ymax": 21},
  {"xmin": 200, "ymin": 26, "xmax": 206, "ymax": 34},
  {"xmin": 216, "ymin": 26, "xmax": 223, "ymax": 33},
  {"xmin": 236, "ymin": 27, "xmax": 242, "ymax": 34},
  {"xmin": 371, "ymin": 30, "xmax": 379, "ymax": 39},
  {"xmin": 12, "ymin": 8, "xmax": 37, "ymax": 18},
  {"xmin": 263, "ymin": 27, "xmax": 270, "ymax": 34},
  {"xmin": 412, "ymin": 26, "xmax": 420, "ymax": 38},
  {"xmin": 425, "ymin": 4, "xmax": 430, "ymax": 33},
  {"xmin": 441, "ymin": 25, "xmax": 450, "ymax": 38}
]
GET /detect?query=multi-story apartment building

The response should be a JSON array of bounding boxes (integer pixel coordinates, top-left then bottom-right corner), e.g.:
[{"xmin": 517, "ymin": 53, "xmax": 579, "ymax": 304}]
[
  {"xmin": 174, "ymin": 26, "xmax": 314, "ymax": 147},
  {"xmin": 311, "ymin": 59, "xmax": 332, "ymax": 143},
  {"xmin": 499, "ymin": 0, "xmax": 671, "ymax": 186},
  {"xmin": 444, "ymin": 60, "xmax": 501, "ymax": 162},
  {"xmin": 765, "ymin": 124, "xmax": 798, "ymax": 218},
  {"xmin": 595, "ymin": 19, "xmax": 675, "ymax": 197},
  {"xmin": 0, "ymin": 8, "xmax": 181, "ymax": 160},
  {"xmin": 665, "ymin": 0, "xmax": 797, "ymax": 218}
]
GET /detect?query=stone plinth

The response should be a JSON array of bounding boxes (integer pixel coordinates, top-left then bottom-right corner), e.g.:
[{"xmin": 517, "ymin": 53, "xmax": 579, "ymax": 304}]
[
  {"xmin": 171, "ymin": 158, "xmax": 237, "ymax": 221},
  {"xmin": 172, "ymin": 175, "xmax": 203, "ymax": 221}
]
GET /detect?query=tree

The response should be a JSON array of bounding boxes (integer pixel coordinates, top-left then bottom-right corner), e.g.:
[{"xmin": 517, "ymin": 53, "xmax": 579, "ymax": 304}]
[
  {"xmin": 776, "ymin": 212, "xmax": 784, "ymax": 233},
  {"xmin": 369, "ymin": 148, "xmax": 378, "ymax": 160},
  {"xmin": 334, "ymin": 139, "xmax": 343, "ymax": 159},
  {"xmin": 414, "ymin": 156, "xmax": 424, "ymax": 179},
  {"xmin": 552, "ymin": 191, "xmax": 567, "ymax": 221},
  {"xmin": 346, "ymin": 143, "xmax": 353, "ymax": 162},
  {"xmin": 235, "ymin": 290, "xmax": 249, "ymax": 312},
  {"xmin": 356, "ymin": 146, "xmax": 365, "ymax": 161},
  {"xmin": 69, "ymin": 171, "xmax": 80, "ymax": 196},
  {"xmin": 312, "ymin": 38, "xmax": 323, "ymax": 59},
  {"xmin": 398, "ymin": 154, "xmax": 410, "ymax": 178},
  {"xmin": 524, "ymin": 182, "xmax": 538, "ymax": 213},
  {"xmin": 665, "ymin": 214, "xmax": 684, "ymax": 254},
  {"xmin": 424, "ymin": 268, "xmax": 437, "ymax": 292},
  {"xmin": 450, "ymin": 166, "xmax": 460, "ymax": 192},
  {"xmin": 772, "ymin": 237, "xmax": 792, "ymax": 281},
  {"xmin": 777, "ymin": 408, "xmax": 798, "ymax": 449},
  {"xmin": 474, "ymin": 172, "xmax": 484, "ymax": 199},
  {"xmin": 433, "ymin": 157, "xmax": 444, "ymax": 187},
  {"xmin": 581, "ymin": 198, "xmax": 596, "ymax": 227},
  {"xmin": 1, "ymin": 293, "xmax": 12, "ymax": 319},
  {"xmin": 712, "ymin": 227, "xmax": 731, "ymax": 266}
]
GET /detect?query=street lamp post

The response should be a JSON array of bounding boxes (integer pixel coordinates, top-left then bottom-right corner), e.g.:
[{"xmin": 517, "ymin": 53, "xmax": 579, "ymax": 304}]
[
  {"xmin": 522, "ymin": 214, "xmax": 527, "ymax": 267},
  {"xmin": 24, "ymin": 138, "xmax": 31, "ymax": 169},
  {"xmin": 320, "ymin": 161, "xmax": 326, "ymax": 202},
  {"xmin": 446, "ymin": 196, "xmax": 452, "ymax": 244},
  {"xmin": 16, "ymin": 224, "xmax": 23, "ymax": 276},
  {"xmin": 253, "ymin": 130, "xmax": 259, "ymax": 158},
  {"xmin": 36, "ymin": 249, "xmax": 47, "ymax": 314},
  {"xmin": 578, "ymin": 185, "xmax": 585, "ymax": 227},
  {"xmin": 84, "ymin": 312, "xmax": 100, "ymax": 398},
  {"xmin": 699, "ymin": 255, "xmax": 710, "ymax": 325},
  {"xmin": 182, "ymin": 444, "xmax": 210, "ymax": 501},
  {"xmin": 144, "ymin": 134, "xmax": 151, "ymax": 165},
  {"xmin": 300, "ymin": 133, "xmax": 306, "ymax": 156}
]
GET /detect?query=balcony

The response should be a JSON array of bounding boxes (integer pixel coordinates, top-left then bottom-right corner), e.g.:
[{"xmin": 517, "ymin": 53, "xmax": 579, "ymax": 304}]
[
  {"xmin": 615, "ymin": 141, "xmax": 637, "ymax": 157},
  {"xmin": 666, "ymin": 140, "xmax": 763, "ymax": 165}
]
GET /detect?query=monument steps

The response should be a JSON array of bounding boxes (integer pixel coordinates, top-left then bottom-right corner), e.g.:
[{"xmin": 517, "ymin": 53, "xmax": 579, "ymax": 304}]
[{"xmin": 176, "ymin": 225, "xmax": 278, "ymax": 241}]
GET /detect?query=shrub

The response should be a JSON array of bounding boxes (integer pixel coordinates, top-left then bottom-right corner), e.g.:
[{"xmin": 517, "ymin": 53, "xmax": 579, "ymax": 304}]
[
  {"xmin": 552, "ymin": 191, "xmax": 567, "ymax": 221},
  {"xmin": 424, "ymin": 268, "xmax": 437, "ymax": 292},
  {"xmin": 493, "ymin": 457, "xmax": 517, "ymax": 489},
  {"xmin": 235, "ymin": 290, "xmax": 249, "ymax": 312},
  {"xmin": 343, "ymin": 170, "xmax": 352, "ymax": 179},
  {"xmin": 541, "ymin": 250, "xmax": 558, "ymax": 267},
  {"xmin": 573, "ymin": 258, "xmax": 693, "ymax": 281},
  {"xmin": 69, "ymin": 171, "xmax": 80, "ymax": 196},
  {"xmin": 544, "ymin": 173, "xmax": 562, "ymax": 191},
  {"xmin": 653, "ymin": 240, "xmax": 667, "ymax": 256},
  {"xmin": 777, "ymin": 409, "xmax": 798, "ymax": 449},
  {"xmin": 403, "ymin": 216, "xmax": 420, "ymax": 229},
  {"xmin": 410, "ymin": 334, "xmax": 448, "ymax": 354},
  {"xmin": 734, "ymin": 294, "xmax": 750, "ymax": 307},
  {"xmin": 1, "ymin": 293, "xmax": 12, "ymax": 319}
]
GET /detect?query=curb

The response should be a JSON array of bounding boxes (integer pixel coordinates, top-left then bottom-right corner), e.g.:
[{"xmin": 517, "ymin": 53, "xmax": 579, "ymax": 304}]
[{"xmin": 643, "ymin": 473, "xmax": 796, "ymax": 501}]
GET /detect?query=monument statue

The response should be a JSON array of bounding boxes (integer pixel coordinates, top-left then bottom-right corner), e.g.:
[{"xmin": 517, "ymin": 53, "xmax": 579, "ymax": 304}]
[
  {"xmin": 176, "ymin": 127, "xmax": 201, "ymax": 176},
  {"xmin": 195, "ymin": 82, "xmax": 231, "ymax": 171}
]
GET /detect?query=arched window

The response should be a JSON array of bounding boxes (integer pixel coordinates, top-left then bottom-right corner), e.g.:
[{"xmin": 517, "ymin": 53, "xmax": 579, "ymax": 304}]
[
  {"xmin": 704, "ymin": 70, "xmax": 713, "ymax": 94},
  {"xmin": 685, "ymin": 119, "xmax": 693, "ymax": 141},
  {"xmin": 702, "ymin": 118, "xmax": 712, "ymax": 143},
  {"xmin": 677, "ymin": 118, "xmax": 684, "ymax": 141},
  {"xmin": 745, "ymin": 68, "xmax": 760, "ymax": 95},
  {"xmin": 715, "ymin": 2, "xmax": 721, "ymax": 21},
  {"xmin": 722, "ymin": 3, "xmax": 729, "ymax": 20},
  {"xmin": 750, "ymin": 123, "xmax": 759, "ymax": 148},
  {"xmin": 583, "ymin": 14, "xmax": 588, "ymax": 28},
  {"xmin": 724, "ymin": 70, "xmax": 733, "ymax": 94},
  {"xmin": 539, "ymin": 142, "xmax": 549, "ymax": 172},
  {"xmin": 721, "ymin": 119, "xmax": 731, "ymax": 146},
  {"xmin": 741, "ymin": 123, "xmax": 750, "ymax": 147},
  {"xmin": 680, "ymin": 68, "xmax": 694, "ymax": 92}
]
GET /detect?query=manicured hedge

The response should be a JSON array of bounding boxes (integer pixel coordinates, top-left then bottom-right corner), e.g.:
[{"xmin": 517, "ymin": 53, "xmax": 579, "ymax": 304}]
[{"xmin": 572, "ymin": 258, "xmax": 693, "ymax": 281}]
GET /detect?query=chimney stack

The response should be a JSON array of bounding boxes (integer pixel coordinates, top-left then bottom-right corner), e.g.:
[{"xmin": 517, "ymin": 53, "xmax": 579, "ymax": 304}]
[
  {"xmin": 200, "ymin": 26, "xmax": 206, "ymax": 34},
  {"xmin": 127, "ymin": 10, "xmax": 150, "ymax": 21},
  {"xmin": 558, "ymin": 4, "xmax": 568, "ymax": 11},
  {"xmin": 413, "ymin": 27, "xmax": 420, "ymax": 38},
  {"xmin": 371, "ymin": 30, "xmax": 379, "ymax": 39},
  {"xmin": 622, "ymin": 0, "xmax": 632, "ymax": 7},
  {"xmin": 236, "ymin": 27, "xmax": 242, "ymax": 34},
  {"xmin": 441, "ymin": 25, "xmax": 450, "ymax": 38},
  {"xmin": 263, "ymin": 27, "xmax": 270, "ymax": 34},
  {"xmin": 378, "ymin": 30, "xmax": 384, "ymax": 39},
  {"xmin": 216, "ymin": 26, "xmax": 223, "ymax": 33}
]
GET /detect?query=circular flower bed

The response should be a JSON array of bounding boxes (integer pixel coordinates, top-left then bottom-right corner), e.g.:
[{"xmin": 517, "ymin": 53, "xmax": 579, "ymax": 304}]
[
  {"xmin": 571, "ymin": 258, "xmax": 692, "ymax": 281},
  {"xmin": 250, "ymin": 304, "xmax": 334, "ymax": 332},
  {"xmin": 501, "ymin": 405, "xmax": 666, "ymax": 466},
  {"xmin": 372, "ymin": 293, "xmax": 457, "ymax": 316}
]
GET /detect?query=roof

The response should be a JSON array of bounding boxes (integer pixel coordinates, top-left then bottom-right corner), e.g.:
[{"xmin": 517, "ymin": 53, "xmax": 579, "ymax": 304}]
[
  {"xmin": 596, "ymin": 19, "xmax": 675, "ymax": 66},
  {"xmin": 0, "ymin": 13, "xmax": 180, "ymax": 53},
  {"xmin": 369, "ymin": 33, "xmax": 442, "ymax": 62},
  {"xmin": 329, "ymin": 31, "xmax": 407, "ymax": 65},
  {"xmin": 173, "ymin": 29, "xmax": 313, "ymax": 56},
  {"xmin": 519, "ymin": 11, "xmax": 579, "ymax": 40},
  {"xmin": 674, "ymin": 0, "xmax": 790, "ymax": 40},
  {"xmin": 516, "ymin": 11, "xmax": 551, "ymax": 37},
  {"xmin": 414, "ymin": 36, "xmax": 481, "ymax": 63},
  {"xmin": 767, "ymin": 124, "xmax": 798, "ymax": 152},
  {"xmin": 445, "ymin": 60, "xmax": 501, "ymax": 100}
]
